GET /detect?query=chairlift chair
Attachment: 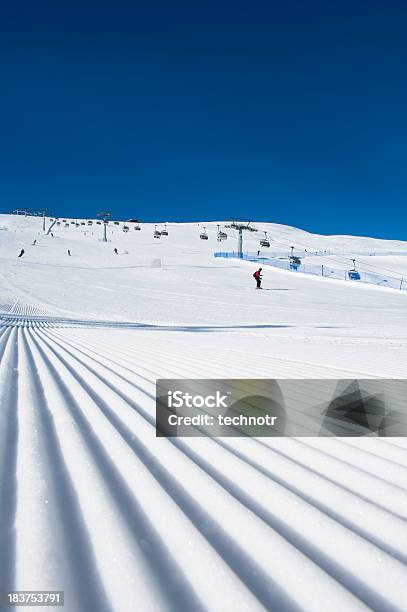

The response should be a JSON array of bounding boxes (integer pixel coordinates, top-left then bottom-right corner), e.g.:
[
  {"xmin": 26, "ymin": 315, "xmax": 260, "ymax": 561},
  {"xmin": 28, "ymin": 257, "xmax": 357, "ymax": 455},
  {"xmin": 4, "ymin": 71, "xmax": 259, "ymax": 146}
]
[
  {"xmin": 161, "ymin": 224, "xmax": 168, "ymax": 236},
  {"xmin": 259, "ymin": 231, "xmax": 270, "ymax": 248},
  {"xmin": 348, "ymin": 260, "xmax": 360, "ymax": 280},
  {"xmin": 134, "ymin": 224, "xmax": 141, "ymax": 230},
  {"xmin": 200, "ymin": 226, "xmax": 209, "ymax": 240},
  {"xmin": 123, "ymin": 225, "xmax": 129, "ymax": 232},
  {"xmin": 154, "ymin": 224, "xmax": 161, "ymax": 238},
  {"xmin": 289, "ymin": 256, "xmax": 302, "ymax": 270},
  {"xmin": 216, "ymin": 225, "xmax": 227, "ymax": 241}
]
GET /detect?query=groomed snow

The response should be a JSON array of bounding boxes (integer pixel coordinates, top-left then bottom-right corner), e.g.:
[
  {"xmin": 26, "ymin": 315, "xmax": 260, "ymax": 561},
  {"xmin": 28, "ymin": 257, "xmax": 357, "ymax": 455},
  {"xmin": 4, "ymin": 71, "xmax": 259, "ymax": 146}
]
[{"xmin": 1, "ymin": 214, "xmax": 407, "ymax": 612}]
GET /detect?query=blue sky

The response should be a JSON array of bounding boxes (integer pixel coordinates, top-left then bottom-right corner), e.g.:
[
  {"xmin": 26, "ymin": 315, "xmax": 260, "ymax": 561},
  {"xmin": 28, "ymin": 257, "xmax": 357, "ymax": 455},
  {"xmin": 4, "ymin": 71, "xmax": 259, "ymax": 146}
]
[{"xmin": 1, "ymin": 1, "xmax": 406, "ymax": 238}]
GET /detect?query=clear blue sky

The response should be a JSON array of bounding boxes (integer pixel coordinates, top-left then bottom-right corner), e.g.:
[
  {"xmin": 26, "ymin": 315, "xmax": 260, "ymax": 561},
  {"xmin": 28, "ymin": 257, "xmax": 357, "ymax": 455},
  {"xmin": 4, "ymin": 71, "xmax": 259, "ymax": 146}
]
[{"xmin": 1, "ymin": 1, "xmax": 406, "ymax": 238}]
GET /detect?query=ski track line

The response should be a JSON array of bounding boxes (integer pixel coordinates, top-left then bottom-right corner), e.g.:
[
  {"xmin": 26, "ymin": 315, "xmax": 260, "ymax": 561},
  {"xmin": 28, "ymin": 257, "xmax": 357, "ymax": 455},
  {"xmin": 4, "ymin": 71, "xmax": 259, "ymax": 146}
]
[
  {"xmin": 22, "ymin": 331, "xmax": 177, "ymax": 612},
  {"xmin": 0, "ymin": 327, "xmax": 19, "ymax": 595},
  {"xmin": 26, "ymin": 329, "xmax": 266, "ymax": 612},
  {"xmin": 16, "ymin": 330, "xmax": 111, "ymax": 612},
  {"xmin": 45, "ymin": 326, "xmax": 367, "ymax": 380},
  {"xmin": 30, "ymin": 328, "xmax": 406, "ymax": 605},
  {"xmin": 1, "ymin": 307, "xmax": 407, "ymax": 611},
  {"xmin": 25, "ymin": 328, "xmax": 372, "ymax": 603}
]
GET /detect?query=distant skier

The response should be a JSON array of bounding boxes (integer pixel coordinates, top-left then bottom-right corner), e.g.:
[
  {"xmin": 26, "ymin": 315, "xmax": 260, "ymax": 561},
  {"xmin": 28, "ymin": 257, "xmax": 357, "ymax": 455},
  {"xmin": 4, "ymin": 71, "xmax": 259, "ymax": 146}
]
[
  {"xmin": 257, "ymin": 249, "xmax": 260, "ymax": 256},
  {"xmin": 114, "ymin": 248, "xmax": 118, "ymax": 255},
  {"xmin": 32, "ymin": 239, "xmax": 37, "ymax": 246},
  {"xmin": 253, "ymin": 267, "xmax": 262, "ymax": 289},
  {"xmin": 18, "ymin": 249, "xmax": 25, "ymax": 258},
  {"xmin": 68, "ymin": 249, "xmax": 71, "ymax": 256}
]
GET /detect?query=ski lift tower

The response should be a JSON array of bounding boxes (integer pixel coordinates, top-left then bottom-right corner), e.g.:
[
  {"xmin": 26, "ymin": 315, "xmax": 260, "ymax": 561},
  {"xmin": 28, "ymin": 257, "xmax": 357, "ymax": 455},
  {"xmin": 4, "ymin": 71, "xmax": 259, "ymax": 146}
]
[
  {"xmin": 39, "ymin": 208, "xmax": 49, "ymax": 232},
  {"xmin": 224, "ymin": 220, "xmax": 257, "ymax": 258},
  {"xmin": 97, "ymin": 211, "xmax": 112, "ymax": 242}
]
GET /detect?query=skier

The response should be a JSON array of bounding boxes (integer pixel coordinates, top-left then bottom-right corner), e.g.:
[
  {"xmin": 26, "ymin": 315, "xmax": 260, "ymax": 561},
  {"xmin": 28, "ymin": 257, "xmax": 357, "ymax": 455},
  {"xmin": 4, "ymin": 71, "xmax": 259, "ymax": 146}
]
[
  {"xmin": 114, "ymin": 248, "xmax": 118, "ymax": 255},
  {"xmin": 68, "ymin": 249, "xmax": 71, "ymax": 256},
  {"xmin": 32, "ymin": 239, "xmax": 37, "ymax": 246},
  {"xmin": 253, "ymin": 267, "xmax": 262, "ymax": 289},
  {"xmin": 257, "ymin": 249, "xmax": 260, "ymax": 256},
  {"xmin": 18, "ymin": 249, "xmax": 25, "ymax": 258}
]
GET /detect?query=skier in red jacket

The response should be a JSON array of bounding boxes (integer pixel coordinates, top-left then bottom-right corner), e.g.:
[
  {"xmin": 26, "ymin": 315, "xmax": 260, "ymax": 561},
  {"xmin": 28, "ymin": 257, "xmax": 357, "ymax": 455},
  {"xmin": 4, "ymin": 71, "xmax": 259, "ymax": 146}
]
[{"xmin": 253, "ymin": 268, "xmax": 262, "ymax": 289}]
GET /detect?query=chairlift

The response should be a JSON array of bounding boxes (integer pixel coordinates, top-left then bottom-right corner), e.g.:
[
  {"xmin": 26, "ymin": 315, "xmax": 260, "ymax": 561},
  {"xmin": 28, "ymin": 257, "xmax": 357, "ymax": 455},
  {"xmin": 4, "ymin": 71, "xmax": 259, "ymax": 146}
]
[
  {"xmin": 348, "ymin": 259, "xmax": 360, "ymax": 280},
  {"xmin": 161, "ymin": 224, "xmax": 168, "ymax": 236},
  {"xmin": 259, "ymin": 231, "xmax": 270, "ymax": 248},
  {"xmin": 114, "ymin": 221, "xmax": 120, "ymax": 225},
  {"xmin": 154, "ymin": 224, "xmax": 161, "ymax": 238},
  {"xmin": 289, "ymin": 246, "xmax": 301, "ymax": 270},
  {"xmin": 200, "ymin": 226, "xmax": 208, "ymax": 240},
  {"xmin": 217, "ymin": 225, "xmax": 227, "ymax": 241},
  {"xmin": 134, "ymin": 224, "xmax": 141, "ymax": 230},
  {"xmin": 123, "ymin": 225, "xmax": 129, "ymax": 232},
  {"xmin": 96, "ymin": 221, "xmax": 101, "ymax": 225},
  {"xmin": 289, "ymin": 256, "xmax": 301, "ymax": 270},
  {"xmin": 87, "ymin": 220, "xmax": 93, "ymax": 225},
  {"xmin": 56, "ymin": 222, "xmax": 61, "ymax": 225}
]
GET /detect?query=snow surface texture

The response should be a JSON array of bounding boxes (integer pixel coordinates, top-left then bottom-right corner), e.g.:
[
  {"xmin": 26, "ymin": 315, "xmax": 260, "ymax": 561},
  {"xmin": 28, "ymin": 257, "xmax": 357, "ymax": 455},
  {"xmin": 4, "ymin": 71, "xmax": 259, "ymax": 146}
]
[{"xmin": 1, "ymin": 214, "xmax": 407, "ymax": 612}]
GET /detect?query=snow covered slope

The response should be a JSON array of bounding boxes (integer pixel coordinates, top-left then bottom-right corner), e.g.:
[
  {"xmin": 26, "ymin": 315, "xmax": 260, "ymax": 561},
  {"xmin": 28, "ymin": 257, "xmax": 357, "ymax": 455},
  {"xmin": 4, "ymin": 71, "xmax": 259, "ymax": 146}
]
[{"xmin": 1, "ymin": 214, "xmax": 407, "ymax": 612}]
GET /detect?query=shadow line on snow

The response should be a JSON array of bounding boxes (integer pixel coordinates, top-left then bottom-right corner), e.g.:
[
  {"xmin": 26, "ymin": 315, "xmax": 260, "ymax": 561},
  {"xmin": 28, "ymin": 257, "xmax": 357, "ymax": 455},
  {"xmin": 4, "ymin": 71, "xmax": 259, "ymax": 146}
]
[
  {"xmin": 35, "ymin": 329, "xmax": 302, "ymax": 612},
  {"xmin": 27, "ymin": 330, "xmax": 207, "ymax": 612},
  {"xmin": 21, "ymin": 332, "xmax": 114, "ymax": 612},
  {"xmin": 0, "ymin": 328, "xmax": 18, "ymax": 594}
]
